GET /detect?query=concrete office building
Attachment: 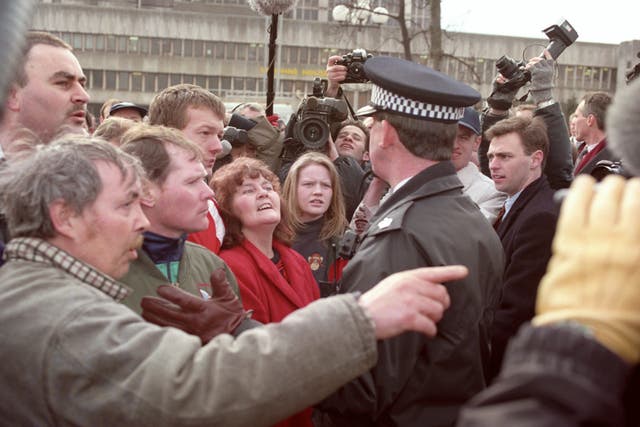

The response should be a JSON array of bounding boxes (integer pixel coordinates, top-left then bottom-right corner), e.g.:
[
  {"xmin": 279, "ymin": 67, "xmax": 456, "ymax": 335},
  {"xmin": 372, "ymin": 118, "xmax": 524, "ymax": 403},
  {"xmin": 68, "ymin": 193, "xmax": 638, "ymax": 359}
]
[{"xmin": 32, "ymin": 0, "xmax": 639, "ymax": 118}]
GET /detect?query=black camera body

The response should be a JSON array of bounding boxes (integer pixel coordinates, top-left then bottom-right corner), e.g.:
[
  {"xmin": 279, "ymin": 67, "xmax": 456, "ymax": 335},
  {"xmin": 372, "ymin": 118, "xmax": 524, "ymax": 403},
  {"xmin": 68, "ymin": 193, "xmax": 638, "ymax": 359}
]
[
  {"xmin": 293, "ymin": 95, "xmax": 348, "ymax": 151},
  {"xmin": 495, "ymin": 19, "xmax": 578, "ymax": 91},
  {"xmin": 336, "ymin": 48, "xmax": 372, "ymax": 84}
]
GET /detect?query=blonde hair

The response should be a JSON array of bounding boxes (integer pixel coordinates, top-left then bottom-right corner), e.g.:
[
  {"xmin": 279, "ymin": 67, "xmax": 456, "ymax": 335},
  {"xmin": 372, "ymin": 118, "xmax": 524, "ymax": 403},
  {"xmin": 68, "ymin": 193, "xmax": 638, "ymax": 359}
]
[
  {"xmin": 93, "ymin": 116, "xmax": 136, "ymax": 145},
  {"xmin": 282, "ymin": 152, "xmax": 347, "ymax": 241},
  {"xmin": 149, "ymin": 84, "xmax": 225, "ymax": 130}
]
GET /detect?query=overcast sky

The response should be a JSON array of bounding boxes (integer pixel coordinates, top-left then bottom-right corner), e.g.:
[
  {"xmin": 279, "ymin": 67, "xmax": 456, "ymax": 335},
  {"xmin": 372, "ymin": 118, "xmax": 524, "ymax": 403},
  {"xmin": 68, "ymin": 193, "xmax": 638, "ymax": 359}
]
[{"xmin": 440, "ymin": 0, "xmax": 638, "ymax": 44}]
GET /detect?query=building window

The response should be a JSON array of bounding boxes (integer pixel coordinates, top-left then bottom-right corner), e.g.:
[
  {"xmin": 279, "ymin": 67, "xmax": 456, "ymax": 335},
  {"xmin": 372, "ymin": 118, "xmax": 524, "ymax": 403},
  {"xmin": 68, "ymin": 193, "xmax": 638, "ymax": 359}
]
[
  {"xmin": 145, "ymin": 73, "xmax": 156, "ymax": 92},
  {"xmin": 107, "ymin": 35, "xmax": 116, "ymax": 52},
  {"xmin": 139, "ymin": 37, "xmax": 149, "ymax": 54},
  {"xmin": 196, "ymin": 75, "xmax": 207, "ymax": 88},
  {"xmin": 105, "ymin": 71, "xmax": 116, "ymax": 90},
  {"xmin": 221, "ymin": 77, "xmax": 231, "ymax": 90},
  {"xmin": 85, "ymin": 34, "xmax": 94, "ymax": 51},
  {"xmin": 245, "ymin": 77, "xmax": 257, "ymax": 92},
  {"xmin": 227, "ymin": 44, "xmax": 236, "ymax": 60},
  {"xmin": 233, "ymin": 77, "xmax": 244, "ymax": 91},
  {"xmin": 194, "ymin": 40, "xmax": 204, "ymax": 57},
  {"xmin": 95, "ymin": 34, "xmax": 104, "ymax": 51},
  {"xmin": 132, "ymin": 72, "xmax": 143, "ymax": 91},
  {"xmin": 157, "ymin": 73, "xmax": 169, "ymax": 90},
  {"xmin": 173, "ymin": 39, "xmax": 182, "ymax": 56},
  {"xmin": 298, "ymin": 47, "xmax": 309, "ymax": 64},
  {"xmin": 170, "ymin": 74, "xmax": 182, "ymax": 86},
  {"xmin": 237, "ymin": 44, "xmax": 247, "ymax": 60},
  {"xmin": 151, "ymin": 38, "xmax": 161, "ymax": 56},
  {"xmin": 215, "ymin": 42, "xmax": 225, "ymax": 60},
  {"xmin": 128, "ymin": 36, "xmax": 139, "ymax": 53},
  {"xmin": 118, "ymin": 71, "xmax": 130, "ymax": 91},
  {"xmin": 162, "ymin": 39, "xmax": 174, "ymax": 56},
  {"xmin": 248, "ymin": 44, "xmax": 258, "ymax": 61},
  {"xmin": 118, "ymin": 36, "xmax": 127, "ymax": 53},
  {"xmin": 61, "ymin": 32, "xmax": 73, "ymax": 46},
  {"xmin": 208, "ymin": 76, "xmax": 219, "ymax": 90},
  {"xmin": 184, "ymin": 39, "xmax": 193, "ymax": 57},
  {"xmin": 92, "ymin": 69, "xmax": 103, "ymax": 90},
  {"xmin": 205, "ymin": 41, "xmax": 215, "ymax": 57}
]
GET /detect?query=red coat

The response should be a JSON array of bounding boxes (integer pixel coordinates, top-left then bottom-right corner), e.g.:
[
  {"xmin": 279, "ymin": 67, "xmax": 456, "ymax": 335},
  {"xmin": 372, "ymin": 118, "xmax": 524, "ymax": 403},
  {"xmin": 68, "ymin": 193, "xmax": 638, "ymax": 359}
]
[
  {"xmin": 220, "ymin": 239, "xmax": 320, "ymax": 323},
  {"xmin": 220, "ymin": 239, "xmax": 319, "ymax": 427}
]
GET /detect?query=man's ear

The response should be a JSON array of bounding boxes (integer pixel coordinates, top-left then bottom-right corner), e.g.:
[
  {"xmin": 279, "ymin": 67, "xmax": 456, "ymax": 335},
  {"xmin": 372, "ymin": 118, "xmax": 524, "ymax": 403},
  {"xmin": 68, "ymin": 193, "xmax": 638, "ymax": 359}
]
[
  {"xmin": 530, "ymin": 150, "xmax": 544, "ymax": 169},
  {"xmin": 49, "ymin": 200, "xmax": 79, "ymax": 239},
  {"xmin": 141, "ymin": 180, "xmax": 159, "ymax": 208},
  {"xmin": 5, "ymin": 84, "xmax": 21, "ymax": 113},
  {"xmin": 380, "ymin": 120, "xmax": 398, "ymax": 148}
]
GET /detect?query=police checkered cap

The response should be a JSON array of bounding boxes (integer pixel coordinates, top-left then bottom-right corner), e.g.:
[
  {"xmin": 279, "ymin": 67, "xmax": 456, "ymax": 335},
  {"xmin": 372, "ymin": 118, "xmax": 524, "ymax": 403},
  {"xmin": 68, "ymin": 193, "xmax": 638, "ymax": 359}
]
[
  {"xmin": 357, "ymin": 56, "xmax": 480, "ymax": 123},
  {"xmin": 369, "ymin": 84, "xmax": 465, "ymax": 122}
]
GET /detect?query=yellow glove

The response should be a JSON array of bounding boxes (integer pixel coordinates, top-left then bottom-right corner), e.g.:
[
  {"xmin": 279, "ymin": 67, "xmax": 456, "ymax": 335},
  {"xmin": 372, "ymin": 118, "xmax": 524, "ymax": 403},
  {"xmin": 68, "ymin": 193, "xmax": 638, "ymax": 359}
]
[{"xmin": 533, "ymin": 175, "xmax": 640, "ymax": 364}]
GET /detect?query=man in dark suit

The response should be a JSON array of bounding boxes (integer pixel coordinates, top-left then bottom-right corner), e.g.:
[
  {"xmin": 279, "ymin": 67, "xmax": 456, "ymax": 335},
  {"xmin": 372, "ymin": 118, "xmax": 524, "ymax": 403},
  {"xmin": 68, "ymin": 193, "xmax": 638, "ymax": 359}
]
[
  {"xmin": 573, "ymin": 92, "xmax": 618, "ymax": 175},
  {"xmin": 486, "ymin": 115, "xmax": 559, "ymax": 381}
]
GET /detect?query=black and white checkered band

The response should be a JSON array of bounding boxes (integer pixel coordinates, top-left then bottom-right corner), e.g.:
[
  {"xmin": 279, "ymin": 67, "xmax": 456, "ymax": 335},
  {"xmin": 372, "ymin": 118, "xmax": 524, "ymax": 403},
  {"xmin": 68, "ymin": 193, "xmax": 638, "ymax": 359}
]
[{"xmin": 370, "ymin": 84, "xmax": 464, "ymax": 122}]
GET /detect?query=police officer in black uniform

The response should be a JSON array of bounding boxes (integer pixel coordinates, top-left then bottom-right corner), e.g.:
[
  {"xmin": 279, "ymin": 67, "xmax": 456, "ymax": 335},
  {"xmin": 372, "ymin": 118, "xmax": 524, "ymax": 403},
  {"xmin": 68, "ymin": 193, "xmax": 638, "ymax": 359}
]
[{"xmin": 317, "ymin": 56, "xmax": 505, "ymax": 427}]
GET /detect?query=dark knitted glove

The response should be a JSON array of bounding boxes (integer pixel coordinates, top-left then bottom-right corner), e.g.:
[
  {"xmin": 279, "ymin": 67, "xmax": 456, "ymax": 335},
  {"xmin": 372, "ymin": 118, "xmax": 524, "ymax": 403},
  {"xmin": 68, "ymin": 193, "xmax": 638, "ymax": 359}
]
[{"xmin": 530, "ymin": 59, "xmax": 555, "ymax": 104}]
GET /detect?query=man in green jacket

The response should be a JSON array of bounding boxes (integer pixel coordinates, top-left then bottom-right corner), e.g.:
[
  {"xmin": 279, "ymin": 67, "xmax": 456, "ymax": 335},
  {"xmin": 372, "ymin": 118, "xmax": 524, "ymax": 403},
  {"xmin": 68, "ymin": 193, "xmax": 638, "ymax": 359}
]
[{"xmin": 117, "ymin": 124, "xmax": 238, "ymax": 314}]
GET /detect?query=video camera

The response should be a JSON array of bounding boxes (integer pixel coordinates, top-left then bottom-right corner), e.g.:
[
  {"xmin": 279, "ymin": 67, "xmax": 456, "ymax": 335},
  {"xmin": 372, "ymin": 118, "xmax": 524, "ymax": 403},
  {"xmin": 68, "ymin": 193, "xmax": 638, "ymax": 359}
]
[
  {"xmin": 336, "ymin": 48, "xmax": 372, "ymax": 84},
  {"xmin": 494, "ymin": 19, "xmax": 578, "ymax": 92},
  {"xmin": 281, "ymin": 78, "xmax": 348, "ymax": 163}
]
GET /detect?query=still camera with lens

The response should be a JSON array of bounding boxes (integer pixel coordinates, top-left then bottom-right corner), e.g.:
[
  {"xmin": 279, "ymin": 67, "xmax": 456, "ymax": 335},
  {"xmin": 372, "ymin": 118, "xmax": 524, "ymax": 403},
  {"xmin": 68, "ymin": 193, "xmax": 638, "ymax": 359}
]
[
  {"xmin": 336, "ymin": 48, "xmax": 372, "ymax": 84},
  {"xmin": 494, "ymin": 19, "xmax": 578, "ymax": 93}
]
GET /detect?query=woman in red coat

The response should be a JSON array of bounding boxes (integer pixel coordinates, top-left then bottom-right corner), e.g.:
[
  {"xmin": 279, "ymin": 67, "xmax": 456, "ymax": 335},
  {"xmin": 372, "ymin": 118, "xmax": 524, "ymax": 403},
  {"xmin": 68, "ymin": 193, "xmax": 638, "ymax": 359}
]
[{"xmin": 211, "ymin": 157, "xmax": 319, "ymax": 427}]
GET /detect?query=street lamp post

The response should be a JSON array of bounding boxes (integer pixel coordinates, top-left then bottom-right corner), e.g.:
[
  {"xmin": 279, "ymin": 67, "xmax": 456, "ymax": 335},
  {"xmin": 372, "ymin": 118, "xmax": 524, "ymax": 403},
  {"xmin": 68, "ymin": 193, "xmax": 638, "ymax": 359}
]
[{"xmin": 248, "ymin": 0, "xmax": 298, "ymax": 116}]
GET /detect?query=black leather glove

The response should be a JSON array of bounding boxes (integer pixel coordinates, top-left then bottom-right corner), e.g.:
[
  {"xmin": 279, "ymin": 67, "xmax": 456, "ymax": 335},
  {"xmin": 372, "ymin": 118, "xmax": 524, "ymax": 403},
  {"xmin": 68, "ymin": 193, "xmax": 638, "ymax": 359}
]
[
  {"xmin": 141, "ymin": 268, "xmax": 256, "ymax": 343},
  {"xmin": 487, "ymin": 79, "xmax": 520, "ymax": 111}
]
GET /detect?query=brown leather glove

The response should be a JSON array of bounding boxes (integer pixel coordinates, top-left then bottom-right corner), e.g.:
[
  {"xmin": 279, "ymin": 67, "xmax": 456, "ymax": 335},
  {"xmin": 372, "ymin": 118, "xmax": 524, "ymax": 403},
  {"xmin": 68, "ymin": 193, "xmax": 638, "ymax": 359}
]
[{"xmin": 141, "ymin": 268, "xmax": 254, "ymax": 344}]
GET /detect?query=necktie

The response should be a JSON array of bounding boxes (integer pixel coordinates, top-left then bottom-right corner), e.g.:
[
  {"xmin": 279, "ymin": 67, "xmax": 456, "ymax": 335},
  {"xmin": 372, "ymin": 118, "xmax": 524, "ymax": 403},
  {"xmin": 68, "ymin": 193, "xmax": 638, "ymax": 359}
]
[{"xmin": 493, "ymin": 204, "xmax": 506, "ymax": 230}]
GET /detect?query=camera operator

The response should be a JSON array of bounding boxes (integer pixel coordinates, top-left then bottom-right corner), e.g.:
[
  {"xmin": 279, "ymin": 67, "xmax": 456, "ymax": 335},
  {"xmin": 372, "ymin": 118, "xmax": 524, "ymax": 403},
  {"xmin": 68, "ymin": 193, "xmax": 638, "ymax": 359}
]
[
  {"xmin": 479, "ymin": 51, "xmax": 574, "ymax": 190},
  {"xmin": 226, "ymin": 107, "xmax": 282, "ymax": 173}
]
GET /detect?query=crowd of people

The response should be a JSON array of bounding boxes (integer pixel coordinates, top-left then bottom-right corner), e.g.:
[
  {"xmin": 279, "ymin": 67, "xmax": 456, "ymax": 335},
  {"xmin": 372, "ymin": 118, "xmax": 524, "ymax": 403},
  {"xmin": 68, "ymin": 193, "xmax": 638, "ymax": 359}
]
[{"xmin": 0, "ymin": 25, "xmax": 639, "ymax": 427}]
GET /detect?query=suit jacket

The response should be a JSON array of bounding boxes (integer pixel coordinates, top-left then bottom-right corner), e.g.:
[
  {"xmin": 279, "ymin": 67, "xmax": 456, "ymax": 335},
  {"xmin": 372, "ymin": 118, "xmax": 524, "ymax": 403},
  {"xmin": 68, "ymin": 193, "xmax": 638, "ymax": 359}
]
[
  {"xmin": 489, "ymin": 175, "xmax": 558, "ymax": 380},
  {"xmin": 574, "ymin": 138, "xmax": 619, "ymax": 176}
]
